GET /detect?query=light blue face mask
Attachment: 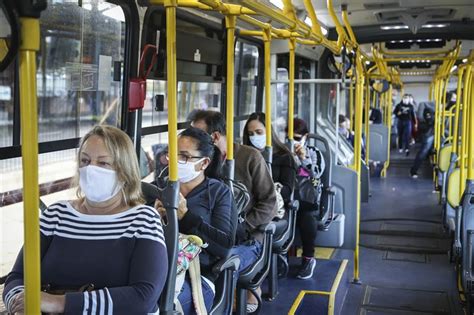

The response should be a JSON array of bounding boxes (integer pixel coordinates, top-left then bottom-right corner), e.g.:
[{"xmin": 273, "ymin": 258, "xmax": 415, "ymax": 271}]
[{"xmin": 249, "ymin": 134, "xmax": 266, "ymax": 150}]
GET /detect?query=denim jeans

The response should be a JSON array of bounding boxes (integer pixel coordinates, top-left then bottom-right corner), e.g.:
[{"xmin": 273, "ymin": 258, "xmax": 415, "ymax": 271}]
[
  {"xmin": 398, "ymin": 119, "xmax": 412, "ymax": 150},
  {"xmin": 411, "ymin": 134, "xmax": 434, "ymax": 174},
  {"xmin": 178, "ymin": 276, "xmax": 215, "ymax": 315},
  {"xmin": 230, "ymin": 240, "xmax": 263, "ymax": 274}
]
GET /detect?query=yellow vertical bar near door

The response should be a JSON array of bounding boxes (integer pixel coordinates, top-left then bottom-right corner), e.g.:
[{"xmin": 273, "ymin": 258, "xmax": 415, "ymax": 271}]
[
  {"xmin": 264, "ymin": 29, "xmax": 272, "ymax": 147},
  {"xmin": 364, "ymin": 83, "xmax": 370, "ymax": 164},
  {"xmin": 19, "ymin": 17, "xmax": 41, "ymax": 313},
  {"xmin": 226, "ymin": 15, "xmax": 236, "ymax": 160},
  {"xmin": 381, "ymin": 87, "xmax": 392, "ymax": 178},
  {"xmin": 467, "ymin": 67, "xmax": 474, "ymax": 180},
  {"xmin": 460, "ymin": 65, "xmax": 472, "ymax": 192},
  {"xmin": 166, "ymin": 2, "xmax": 178, "ymax": 181},
  {"xmin": 288, "ymin": 38, "xmax": 296, "ymax": 140},
  {"xmin": 349, "ymin": 80, "xmax": 354, "ymax": 130},
  {"xmin": 452, "ymin": 67, "xmax": 464, "ymax": 155},
  {"xmin": 351, "ymin": 55, "xmax": 364, "ymax": 282}
]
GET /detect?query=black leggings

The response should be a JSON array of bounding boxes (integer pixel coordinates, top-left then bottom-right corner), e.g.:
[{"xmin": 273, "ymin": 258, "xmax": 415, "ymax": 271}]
[{"xmin": 296, "ymin": 210, "xmax": 318, "ymax": 258}]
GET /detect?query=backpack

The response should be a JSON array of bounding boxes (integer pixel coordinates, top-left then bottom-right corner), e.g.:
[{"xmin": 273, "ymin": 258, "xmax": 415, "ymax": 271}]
[{"xmin": 295, "ymin": 146, "xmax": 325, "ymax": 212}]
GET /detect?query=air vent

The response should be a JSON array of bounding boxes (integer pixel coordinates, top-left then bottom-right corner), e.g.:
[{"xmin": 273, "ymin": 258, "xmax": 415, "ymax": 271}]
[
  {"xmin": 375, "ymin": 9, "xmax": 455, "ymax": 23},
  {"xmin": 363, "ymin": 2, "xmax": 399, "ymax": 10}
]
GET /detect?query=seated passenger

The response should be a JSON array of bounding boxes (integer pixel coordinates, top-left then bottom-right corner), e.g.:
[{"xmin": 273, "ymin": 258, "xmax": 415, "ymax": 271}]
[
  {"xmin": 2, "ymin": 125, "xmax": 168, "ymax": 314},
  {"xmin": 189, "ymin": 110, "xmax": 277, "ymax": 272},
  {"xmin": 190, "ymin": 110, "xmax": 276, "ymax": 312},
  {"xmin": 290, "ymin": 118, "xmax": 326, "ymax": 279},
  {"xmin": 154, "ymin": 127, "xmax": 237, "ymax": 315},
  {"xmin": 242, "ymin": 112, "xmax": 297, "ymax": 205}
]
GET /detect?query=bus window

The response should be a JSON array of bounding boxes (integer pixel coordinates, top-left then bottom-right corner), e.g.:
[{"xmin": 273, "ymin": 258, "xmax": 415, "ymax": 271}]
[
  {"xmin": 0, "ymin": 61, "xmax": 14, "ymax": 148},
  {"xmin": 37, "ymin": 0, "xmax": 126, "ymax": 142}
]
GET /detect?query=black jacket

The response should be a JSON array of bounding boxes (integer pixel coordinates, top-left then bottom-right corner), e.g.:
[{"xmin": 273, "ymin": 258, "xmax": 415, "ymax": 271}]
[
  {"xmin": 271, "ymin": 152, "xmax": 297, "ymax": 203},
  {"xmin": 394, "ymin": 102, "xmax": 415, "ymax": 121},
  {"xmin": 180, "ymin": 178, "xmax": 237, "ymax": 280}
]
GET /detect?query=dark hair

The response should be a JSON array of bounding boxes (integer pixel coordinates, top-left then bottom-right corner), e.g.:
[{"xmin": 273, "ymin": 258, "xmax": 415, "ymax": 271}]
[
  {"xmin": 290, "ymin": 118, "xmax": 309, "ymax": 135},
  {"xmin": 339, "ymin": 114, "xmax": 347, "ymax": 125},
  {"xmin": 189, "ymin": 110, "xmax": 226, "ymax": 136},
  {"xmin": 179, "ymin": 127, "xmax": 223, "ymax": 179},
  {"xmin": 242, "ymin": 112, "xmax": 291, "ymax": 156}
]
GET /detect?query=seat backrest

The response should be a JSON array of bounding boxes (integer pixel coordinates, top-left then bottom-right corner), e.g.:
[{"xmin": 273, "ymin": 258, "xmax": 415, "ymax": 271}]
[
  {"xmin": 447, "ymin": 168, "xmax": 461, "ymax": 208},
  {"xmin": 439, "ymin": 144, "xmax": 453, "ymax": 172}
]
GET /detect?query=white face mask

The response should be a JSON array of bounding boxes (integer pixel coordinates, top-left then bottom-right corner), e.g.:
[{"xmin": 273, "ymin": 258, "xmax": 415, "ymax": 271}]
[
  {"xmin": 249, "ymin": 134, "xmax": 266, "ymax": 150},
  {"xmin": 295, "ymin": 137, "xmax": 306, "ymax": 147},
  {"xmin": 79, "ymin": 165, "xmax": 122, "ymax": 203},
  {"xmin": 177, "ymin": 158, "xmax": 206, "ymax": 183},
  {"xmin": 402, "ymin": 98, "xmax": 409, "ymax": 104}
]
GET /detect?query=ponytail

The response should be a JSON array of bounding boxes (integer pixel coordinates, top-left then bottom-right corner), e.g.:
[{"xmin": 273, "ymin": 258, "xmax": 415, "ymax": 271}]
[{"xmin": 205, "ymin": 145, "xmax": 223, "ymax": 179}]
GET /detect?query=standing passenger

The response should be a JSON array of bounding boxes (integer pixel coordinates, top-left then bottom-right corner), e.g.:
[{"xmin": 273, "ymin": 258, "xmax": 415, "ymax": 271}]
[
  {"xmin": 394, "ymin": 94, "xmax": 415, "ymax": 155},
  {"xmin": 3, "ymin": 125, "xmax": 168, "ymax": 314}
]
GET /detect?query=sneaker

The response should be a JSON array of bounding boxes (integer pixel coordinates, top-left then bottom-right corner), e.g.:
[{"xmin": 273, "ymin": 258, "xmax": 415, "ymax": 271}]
[
  {"xmin": 398, "ymin": 149, "xmax": 403, "ymax": 153},
  {"xmin": 405, "ymin": 149, "xmax": 410, "ymax": 156},
  {"xmin": 411, "ymin": 173, "xmax": 418, "ymax": 179},
  {"xmin": 297, "ymin": 257, "xmax": 316, "ymax": 279}
]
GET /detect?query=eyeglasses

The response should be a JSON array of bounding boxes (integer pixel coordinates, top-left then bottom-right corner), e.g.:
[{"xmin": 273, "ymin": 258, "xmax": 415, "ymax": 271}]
[
  {"xmin": 166, "ymin": 153, "xmax": 204, "ymax": 164},
  {"xmin": 293, "ymin": 136, "xmax": 304, "ymax": 142}
]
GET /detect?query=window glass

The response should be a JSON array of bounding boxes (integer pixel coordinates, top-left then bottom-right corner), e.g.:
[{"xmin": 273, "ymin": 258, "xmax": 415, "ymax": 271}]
[
  {"xmin": 37, "ymin": 0, "xmax": 125, "ymax": 142},
  {"xmin": 0, "ymin": 61, "xmax": 15, "ymax": 148},
  {"xmin": 142, "ymin": 80, "xmax": 222, "ymax": 128},
  {"xmin": 295, "ymin": 60, "xmax": 311, "ymax": 121},
  {"xmin": 272, "ymin": 68, "xmax": 289, "ymax": 142},
  {"xmin": 235, "ymin": 42, "xmax": 258, "ymax": 116}
]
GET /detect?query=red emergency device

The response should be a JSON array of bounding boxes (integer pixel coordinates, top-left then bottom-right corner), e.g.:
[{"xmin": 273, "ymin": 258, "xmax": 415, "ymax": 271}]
[{"xmin": 128, "ymin": 44, "xmax": 158, "ymax": 111}]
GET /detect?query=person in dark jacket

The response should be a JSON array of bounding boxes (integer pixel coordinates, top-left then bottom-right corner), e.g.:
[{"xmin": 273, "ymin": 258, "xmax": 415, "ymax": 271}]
[
  {"xmin": 410, "ymin": 106, "xmax": 435, "ymax": 178},
  {"xmin": 289, "ymin": 118, "xmax": 326, "ymax": 279},
  {"xmin": 242, "ymin": 112, "xmax": 297, "ymax": 204},
  {"xmin": 155, "ymin": 127, "xmax": 237, "ymax": 314},
  {"xmin": 394, "ymin": 94, "xmax": 416, "ymax": 155}
]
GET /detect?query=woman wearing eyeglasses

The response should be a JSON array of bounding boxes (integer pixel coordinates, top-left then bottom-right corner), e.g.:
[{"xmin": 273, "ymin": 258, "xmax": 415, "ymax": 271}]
[{"xmin": 155, "ymin": 127, "xmax": 237, "ymax": 315}]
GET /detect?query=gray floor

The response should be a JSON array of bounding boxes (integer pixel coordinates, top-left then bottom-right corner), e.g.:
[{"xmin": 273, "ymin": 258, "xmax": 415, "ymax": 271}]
[{"xmin": 338, "ymin": 151, "xmax": 464, "ymax": 315}]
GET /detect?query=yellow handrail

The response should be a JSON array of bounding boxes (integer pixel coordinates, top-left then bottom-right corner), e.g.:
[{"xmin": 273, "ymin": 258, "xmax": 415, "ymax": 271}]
[
  {"xmin": 351, "ymin": 54, "xmax": 365, "ymax": 282},
  {"xmin": 467, "ymin": 66, "xmax": 474, "ymax": 180},
  {"xmin": 451, "ymin": 66, "xmax": 463, "ymax": 156},
  {"xmin": 225, "ymin": 15, "xmax": 236, "ymax": 161},
  {"xmin": 364, "ymin": 83, "xmax": 370, "ymax": 164},
  {"xmin": 264, "ymin": 28, "xmax": 272, "ymax": 148},
  {"xmin": 165, "ymin": 0, "xmax": 178, "ymax": 181},
  {"xmin": 19, "ymin": 16, "xmax": 41, "ymax": 313},
  {"xmin": 288, "ymin": 37, "xmax": 296, "ymax": 141},
  {"xmin": 460, "ymin": 65, "xmax": 472, "ymax": 190}
]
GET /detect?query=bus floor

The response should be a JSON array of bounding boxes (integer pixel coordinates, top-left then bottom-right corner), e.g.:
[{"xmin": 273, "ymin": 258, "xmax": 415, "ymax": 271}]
[{"xmin": 338, "ymin": 151, "xmax": 463, "ymax": 314}]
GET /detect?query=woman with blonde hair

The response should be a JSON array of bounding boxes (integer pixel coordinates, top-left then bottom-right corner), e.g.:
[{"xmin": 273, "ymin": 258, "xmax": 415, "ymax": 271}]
[{"xmin": 3, "ymin": 125, "xmax": 168, "ymax": 314}]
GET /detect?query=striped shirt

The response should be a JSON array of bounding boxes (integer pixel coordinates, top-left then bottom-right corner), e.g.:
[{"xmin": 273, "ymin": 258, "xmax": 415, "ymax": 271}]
[{"xmin": 3, "ymin": 201, "xmax": 168, "ymax": 314}]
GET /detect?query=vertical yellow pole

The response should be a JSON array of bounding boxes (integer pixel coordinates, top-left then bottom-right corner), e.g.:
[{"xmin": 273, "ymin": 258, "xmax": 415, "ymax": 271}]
[
  {"xmin": 433, "ymin": 80, "xmax": 441, "ymax": 164},
  {"xmin": 19, "ymin": 17, "xmax": 41, "ymax": 313},
  {"xmin": 381, "ymin": 87, "xmax": 392, "ymax": 178},
  {"xmin": 349, "ymin": 80, "xmax": 354, "ymax": 130},
  {"xmin": 226, "ymin": 15, "xmax": 236, "ymax": 160},
  {"xmin": 351, "ymin": 55, "xmax": 364, "ymax": 282},
  {"xmin": 452, "ymin": 67, "xmax": 464, "ymax": 156},
  {"xmin": 288, "ymin": 37, "xmax": 296, "ymax": 141},
  {"xmin": 264, "ymin": 29, "xmax": 272, "ymax": 147},
  {"xmin": 466, "ymin": 67, "xmax": 474, "ymax": 181},
  {"xmin": 460, "ymin": 65, "xmax": 472, "ymax": 193},
  {"xmin": 166, "ymin": 1, "xmax": 178, "ymax": 181},
  {"xmin": 364, "ymin": 83, "xmax": 370, "ymax": 164}
]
